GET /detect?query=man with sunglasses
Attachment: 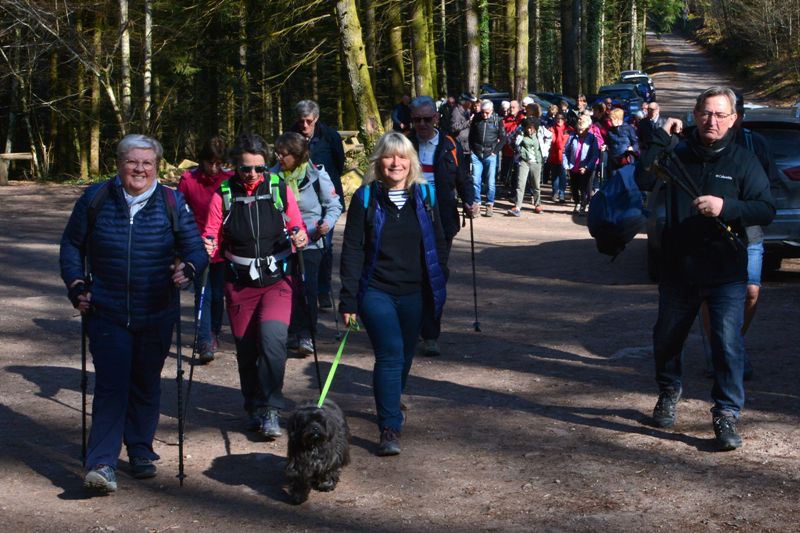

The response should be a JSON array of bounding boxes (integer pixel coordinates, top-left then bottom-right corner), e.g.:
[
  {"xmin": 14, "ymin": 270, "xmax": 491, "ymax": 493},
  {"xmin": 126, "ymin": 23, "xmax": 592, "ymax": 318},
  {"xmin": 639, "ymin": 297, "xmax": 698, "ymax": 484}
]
[
  {"xmin": 291, "ymin": 100, "xmax": 345, "ymax": 312},
  {"xmin": 408, "ymin": 96, "xmax": 479, "ymax": 357},
  {"xmin": 636, "ymin": 86, "xmax": 775, "ymax": 451}
]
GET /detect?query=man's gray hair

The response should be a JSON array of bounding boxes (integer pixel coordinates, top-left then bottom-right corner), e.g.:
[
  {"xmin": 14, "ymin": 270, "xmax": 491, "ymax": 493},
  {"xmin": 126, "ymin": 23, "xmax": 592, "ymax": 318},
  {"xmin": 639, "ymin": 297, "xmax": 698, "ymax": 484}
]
[
  {"xmin": 480, "ymin": 99, "xmax": 493, "ymax": 111},
  {"xmin": 695, "ymin": 86, "xmax": 737, "ymax": 114},
  {"xmin": 295, "ymin": 99, "xmax": 320, "ymax": 119},
  {"xmin": 117, "ymin": 134, "xmax": 163, "ymax": 162},
  {"xmin": 409, "ymin": 96, "xmax": 437, "ymax": 115}
]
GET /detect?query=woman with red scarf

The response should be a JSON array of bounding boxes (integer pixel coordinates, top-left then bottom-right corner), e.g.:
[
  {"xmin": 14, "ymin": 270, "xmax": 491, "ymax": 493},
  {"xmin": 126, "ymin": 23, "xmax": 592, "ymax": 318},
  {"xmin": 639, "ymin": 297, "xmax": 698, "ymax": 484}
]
[
  {"xmin": 203, "ymin": 133, "xmax": 307, "ymax": 439},
  {"xmin": 545, "ymin": 113, "xmax": 571, "ymax": 202}
]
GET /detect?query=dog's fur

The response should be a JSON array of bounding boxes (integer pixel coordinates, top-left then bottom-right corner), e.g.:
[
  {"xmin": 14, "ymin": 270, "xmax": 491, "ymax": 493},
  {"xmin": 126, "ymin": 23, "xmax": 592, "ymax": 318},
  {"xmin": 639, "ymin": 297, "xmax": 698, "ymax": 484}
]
[{"xmin": 285, "ymin": 399, "xmax": 350, "ymax": 504}]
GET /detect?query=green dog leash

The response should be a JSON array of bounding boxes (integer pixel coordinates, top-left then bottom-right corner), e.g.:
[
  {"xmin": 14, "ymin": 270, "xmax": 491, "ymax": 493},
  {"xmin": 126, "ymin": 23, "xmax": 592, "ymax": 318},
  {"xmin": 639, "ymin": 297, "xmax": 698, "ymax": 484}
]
[{"xmin": 317, "ymin": 317, "xmax": 359, "ymax": 408}]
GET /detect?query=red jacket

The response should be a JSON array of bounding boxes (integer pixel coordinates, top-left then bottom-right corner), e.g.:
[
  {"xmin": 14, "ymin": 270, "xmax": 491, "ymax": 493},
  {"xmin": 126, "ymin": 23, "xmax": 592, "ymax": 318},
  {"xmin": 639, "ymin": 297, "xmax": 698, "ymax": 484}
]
[
  {"xmin": 178, "ymin": 167, "xmax": 234, "ymax": 263},
  {"xmin": 501, "ymin": 114, "xmax": 521, "ymax": 157},
  {"xmin": 547, "ymin": 123, "xmax": 572, "ymax": 166}
]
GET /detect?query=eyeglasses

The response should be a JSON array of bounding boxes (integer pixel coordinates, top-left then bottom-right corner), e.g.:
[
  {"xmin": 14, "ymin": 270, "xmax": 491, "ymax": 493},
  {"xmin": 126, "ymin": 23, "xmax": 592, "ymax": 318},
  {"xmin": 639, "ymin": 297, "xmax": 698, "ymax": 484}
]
[
  {"xmin": 412, "ymin": 116, "xmax": 435, "ymax": 123},
  {"xmin": 238, "ymin": 165, "xmax": 267, "ymax": 174},
  {"xmin": 124, "ymin": 160, "xmax": 155, "ymax": 170},
  {"xmin": 697, "ymin": 110, "xmax": 735, "ymax": 121},
  {"xmin": 275, "ymin": 152, "xmax": 293, "ymax": 159}
]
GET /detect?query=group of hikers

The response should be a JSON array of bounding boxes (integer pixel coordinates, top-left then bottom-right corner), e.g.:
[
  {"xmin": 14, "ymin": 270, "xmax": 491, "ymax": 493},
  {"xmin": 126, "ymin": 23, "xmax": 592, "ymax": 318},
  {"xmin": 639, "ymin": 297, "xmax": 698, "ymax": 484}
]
[
  {"xmin": 60, "ymin": 84, "xmax": 776, "ymax": 495},
  {"xmin": 392, "ymin": 91, "xmax": 668, "ymax": 217}
]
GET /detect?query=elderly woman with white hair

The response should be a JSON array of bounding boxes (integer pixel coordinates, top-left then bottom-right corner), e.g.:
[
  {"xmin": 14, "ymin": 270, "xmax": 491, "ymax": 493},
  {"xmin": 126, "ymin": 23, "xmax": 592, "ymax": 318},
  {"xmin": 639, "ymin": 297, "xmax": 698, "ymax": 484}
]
[
  {"xmin": 60, "ymin": 134, "xmax": 208, "ymax": 493},
  {"xmin": 339, "ymin": 132, "xmax": 447, "ymax": 456}
]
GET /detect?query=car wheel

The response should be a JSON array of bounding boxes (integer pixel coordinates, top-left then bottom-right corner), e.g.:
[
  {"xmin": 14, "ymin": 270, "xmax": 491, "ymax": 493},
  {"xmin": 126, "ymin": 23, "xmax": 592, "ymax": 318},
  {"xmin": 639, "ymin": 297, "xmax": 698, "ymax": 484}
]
[{"xmin": 647, "ymin": 243, "xmax": 660, "ymax": 282}]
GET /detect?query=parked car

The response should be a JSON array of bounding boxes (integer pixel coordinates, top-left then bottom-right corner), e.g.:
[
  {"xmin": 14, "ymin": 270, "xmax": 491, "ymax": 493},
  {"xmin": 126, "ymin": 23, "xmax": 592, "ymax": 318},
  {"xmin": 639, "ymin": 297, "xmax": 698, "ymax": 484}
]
[
  {"xmin": 619, "ymin": 71, "xmax": 656, "ymax": 100},
  {"xmin": 597, "ymin": 83, "xmax": 644, "ymax": 117},
  {"xmin": 645, "ymin": 107, "xmax": 800, "ymax": 280}
]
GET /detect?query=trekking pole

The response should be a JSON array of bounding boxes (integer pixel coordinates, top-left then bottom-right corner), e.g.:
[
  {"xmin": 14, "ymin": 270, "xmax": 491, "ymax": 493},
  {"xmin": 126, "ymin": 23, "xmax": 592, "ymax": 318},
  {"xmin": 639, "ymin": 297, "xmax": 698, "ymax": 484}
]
[
  {"xmin": 183, "ymin": 266, "xmax": 209, "ymax": 421},
  {"xmin": 293, "ymin": 227, "xmax": 323, "ymax": 393},
  {"xmin": 80, "ymin": 314, "xmax": 87, "ymax": 467},
  {"xmin": 658, "ymin": 153, "xmax": 744, "ymax": 249},
  {"xmin": 173, "ymin": 263, "xmax": 186, "ymax": 487},
  {"xmin": 468, "ymin": 215, "xmax": 481, "ymax": 332}
]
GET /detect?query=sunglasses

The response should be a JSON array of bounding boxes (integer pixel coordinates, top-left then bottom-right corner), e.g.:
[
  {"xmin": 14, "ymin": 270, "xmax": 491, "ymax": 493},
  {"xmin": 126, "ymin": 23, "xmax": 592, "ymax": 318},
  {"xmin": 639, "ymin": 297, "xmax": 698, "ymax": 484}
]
[
  {"xmin": 412, "ymin": 116, "xmax": 435, "ymax": 123},
  {"xmin": 238, "ymin": 165, "xmax": 267, "ymax": 174}
]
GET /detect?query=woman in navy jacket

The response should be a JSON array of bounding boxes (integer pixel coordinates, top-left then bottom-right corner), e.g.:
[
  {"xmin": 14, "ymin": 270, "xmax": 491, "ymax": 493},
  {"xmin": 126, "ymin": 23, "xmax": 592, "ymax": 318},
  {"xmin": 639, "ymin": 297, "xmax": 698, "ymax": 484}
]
[
  {"xmin": 339, "ymin": 132, "xmax": 447, "ymax": 457},
  {"xmin": 60, "ymin": 134, "xmax": 207, "ymax": 493}
]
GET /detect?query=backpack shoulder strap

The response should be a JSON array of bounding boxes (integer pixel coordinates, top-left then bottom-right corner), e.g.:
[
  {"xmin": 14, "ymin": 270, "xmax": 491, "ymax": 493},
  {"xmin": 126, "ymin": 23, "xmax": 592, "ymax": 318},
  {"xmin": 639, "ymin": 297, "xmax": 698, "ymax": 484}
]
[
  {"xmin": 743, "ymin": 128, "xmax": 754, "ymax": 152},
  {"xmin": 446, "ymin": 134, "xmax": 459, "ymax": 167},
  {"xmin": 160, "ymin": 185, "xmax": 180, "ymax": 240},
  {"xmin": 269, "ymin": 173, "xmax": 286, "ymax": 213},
  {"xmin": 87, "ymin": 179, "xmax": 115, "ymax": 233},
  {"xmin": 420, "ymin": 182, "xmax": 436, "ymax": 208},
  {"xmin": 219, "ymin": 179, "xmax": 233, "ymax": 215}
]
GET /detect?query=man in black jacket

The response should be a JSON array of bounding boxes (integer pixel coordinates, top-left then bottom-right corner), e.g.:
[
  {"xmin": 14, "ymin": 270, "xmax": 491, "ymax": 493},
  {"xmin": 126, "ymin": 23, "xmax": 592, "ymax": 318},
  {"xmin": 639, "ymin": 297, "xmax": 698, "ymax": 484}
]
[
  {"xmin": 449, "ymin": 93, "xmax": 475, "ymax": 156},
  {"xmin": 408, "ymin": 96, "xmax": 479, "ymax": 356},
  {"xmin": 469, "ymin": 100, "xmax": 507, "ymax": 217},
  {"xmin": 635, "ymin": 86, "xmax": 775, "ymax": 451},
  {"xmin": 636, "ymin": 102, "xmax": 666, "ymax": 150},
  {"xmin": 291, "ymin": 100, "xmax": 346, "ymax": 310}
]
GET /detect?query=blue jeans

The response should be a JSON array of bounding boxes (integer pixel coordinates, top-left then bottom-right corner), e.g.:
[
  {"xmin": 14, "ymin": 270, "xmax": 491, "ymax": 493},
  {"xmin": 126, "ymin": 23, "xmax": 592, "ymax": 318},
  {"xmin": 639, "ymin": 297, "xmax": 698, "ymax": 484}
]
[
  {"xmin": 472, "ymin": 153, "xmax": 497, "ymax": 205},
  {"xmin": 85, "ymin": 314, "xmax": 174, "ymax": 469},
  {"xmin": 653, "ymin": 281, "xmax": 746, "ymax": 417},
  {"xmin": 194, "ymin": 262, "xmax": 225, "ymax": 346},
  {"xmin": 545, "ymin": 163, "xmax": 566, "ymax": 196},
  {"xmin": 359, "ymin": 287, "xmax": 423, "ymax": 431}
]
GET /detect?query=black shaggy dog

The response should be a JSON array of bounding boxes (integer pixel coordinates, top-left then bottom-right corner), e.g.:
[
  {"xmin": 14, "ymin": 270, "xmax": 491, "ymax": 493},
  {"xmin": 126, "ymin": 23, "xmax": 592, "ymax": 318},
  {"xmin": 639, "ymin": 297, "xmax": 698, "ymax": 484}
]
[{"xmin": 285, "ymin": 399, "xmax": 350, "ymax": 504}]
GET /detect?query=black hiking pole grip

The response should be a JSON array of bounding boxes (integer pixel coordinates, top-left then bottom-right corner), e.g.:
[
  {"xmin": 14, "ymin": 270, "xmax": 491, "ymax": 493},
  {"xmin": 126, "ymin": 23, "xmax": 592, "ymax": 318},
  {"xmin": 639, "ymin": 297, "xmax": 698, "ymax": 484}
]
[
  {"xmin": 80, "ymin": 314, "xmax": 87, "ymax": 467},
  {"xmin": 469, "ymin": 216, "xmax": 481, "ymax": 332},
  {"xmin": 174, "ymin": 281, "xmax": 185, "ymax": 486},
  {"xmin": 293, "ymin": 227, "xmax": 323, "ymax": 393}
]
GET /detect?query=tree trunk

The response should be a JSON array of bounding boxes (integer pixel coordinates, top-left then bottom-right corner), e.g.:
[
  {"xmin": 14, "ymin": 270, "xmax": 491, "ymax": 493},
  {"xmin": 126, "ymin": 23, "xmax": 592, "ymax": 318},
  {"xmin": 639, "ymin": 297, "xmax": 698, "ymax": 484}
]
[
  {"xmin": 479, "ymin": 0, "xmax": 490, "ymax": 84},
  {"xmin": 530, "ymin": 0, "xmax": 539, "ymax": 91},
  {"xmin": 75, "ymin": 14, "xmax": 89, "ymax": 180},
  {"xmin": 335, "ymin": 0, "xmax": 384, "ymax": 153},
  {"xmin": 90, "ymin": 13, "xmax": 103, "ymax": 175},
  {"xmin": 465, "ymin": 0, "xmax": 480, "ymax": 94},
  {"xmin": 514, "ymin": 0, "xmax": 529, "ymax": 100},
  {"xmin": 386, "ymin": 2, "xmax": 406, "ymax": 96},
  {"xmin": 425, "ymin": 0, "xmax": 438, "ymax": 95},
  {"xmin": 143, "ymin": 0, "xmax": 153, "ymax": 132},
  {"xmin": 239, "ymin": 3, "xmax": 250, "ymax": 132},
  {"xmin": 438, "ymin": 0, "xmax": 448, "ymax": 96},
  {"xmin": 629, "ymin": 0, "xmax": 637, "ymax": 70},
  {"xmin": 598, "ymin": 0, "xmax": 605, "ymax": 86},
  {"xmin": 507, "ymin": 0, "xmax": 516, "ymax": 95},
  {"xmin": 363, "ymin": 0, "xmax": 377, "ymax": 84},
  {"xmin": 411, "ymin": 0, "xmax": 435, "ymax": 96},
  {"xmin": 120, "ymin": 0, "xmax": 132, "ymax": 126},
  {"xmin": 561, "ymin": 0, "xmax": 578, "ymax": 95}
]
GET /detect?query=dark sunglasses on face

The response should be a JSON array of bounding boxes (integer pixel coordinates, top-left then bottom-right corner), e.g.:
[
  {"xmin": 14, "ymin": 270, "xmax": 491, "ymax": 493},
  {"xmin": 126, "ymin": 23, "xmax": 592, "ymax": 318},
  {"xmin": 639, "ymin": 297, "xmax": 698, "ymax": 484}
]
[
  {"xmin": 412, "ymin": 116, "xmax": 435, "ymax": 123},
  {"xmin": 238, "ymin": 165, "xmax": 267, "ymax": 174}
]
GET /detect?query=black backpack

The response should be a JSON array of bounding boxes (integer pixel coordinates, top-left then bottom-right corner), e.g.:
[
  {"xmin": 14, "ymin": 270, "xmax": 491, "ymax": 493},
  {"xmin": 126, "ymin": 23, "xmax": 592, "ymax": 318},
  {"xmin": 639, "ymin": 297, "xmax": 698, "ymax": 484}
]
[{"xmin": 587, "ymin": 165, "xmax": 646, "ymax": 258}]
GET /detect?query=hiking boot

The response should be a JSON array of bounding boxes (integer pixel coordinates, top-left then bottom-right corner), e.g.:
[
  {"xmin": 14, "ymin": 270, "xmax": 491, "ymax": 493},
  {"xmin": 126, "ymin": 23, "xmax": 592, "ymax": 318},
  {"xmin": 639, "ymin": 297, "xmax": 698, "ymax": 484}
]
[
  {"xmin": 652, "ymin": 388, "xmax": 682, "ymax": 428},
  {"xmin": 197, "ymin": 343, "xmax": 214, "ymax": 364},
  {"xmin": 484, "ymin": 204, "xmax": 494, "ymax": 217},
  {"xmin": 713, "ymin": 414, "xmax": 742, "ymax": 451},
  {"xmin": 297, "ymin": 337, "xmax": 314, "ymax": 356},
  {"xmin": 129, "ymin": 456, "xmax": 157, "ymax": 479},
  {"xmin": 318, "ymin": 292, "xmax": 333, "ymax": 310},
  {"xmin": 84, "ymin": 465, "xmax": 117, "ymax": 493},
  {"xmin": 422, "ymin": 339, "xmax": 440, "ymax": 357},
  {"xmin": 377, "ymin": 427, "xmax": 401, "ymax": 456},
  {"xmin": 506, "ymin": 208, "xmax": 521, "ymax": 217},
  {"xmin": 261, "ymin": 409, "xmax": 282, "ymax": 439},
  {"xmin": 533, "ymin": 205, "xmax": 543, "ymax": 214},
  {"xmin": 245, "ymin": 412, "xmax": 263, "ymax": 432}
]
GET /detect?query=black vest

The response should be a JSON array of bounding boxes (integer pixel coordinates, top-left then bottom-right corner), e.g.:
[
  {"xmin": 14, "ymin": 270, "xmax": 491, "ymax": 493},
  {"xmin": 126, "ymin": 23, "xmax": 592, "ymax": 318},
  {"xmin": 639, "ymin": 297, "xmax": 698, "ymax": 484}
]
[{"xmin": 223, "ymin": 177, "xmax": 290, "ymax": 286}]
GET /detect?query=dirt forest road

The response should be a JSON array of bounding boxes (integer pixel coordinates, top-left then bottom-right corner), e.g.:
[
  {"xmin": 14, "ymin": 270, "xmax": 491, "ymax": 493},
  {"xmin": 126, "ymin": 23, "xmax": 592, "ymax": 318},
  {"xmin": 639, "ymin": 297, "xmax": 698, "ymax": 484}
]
[
  {"xmin": 2, "ymin": 33, "xmax": 799, "ymax": 532},
  {"xmin": 644, "ymin": 31, "xmax": 769, "ymax": 115}
]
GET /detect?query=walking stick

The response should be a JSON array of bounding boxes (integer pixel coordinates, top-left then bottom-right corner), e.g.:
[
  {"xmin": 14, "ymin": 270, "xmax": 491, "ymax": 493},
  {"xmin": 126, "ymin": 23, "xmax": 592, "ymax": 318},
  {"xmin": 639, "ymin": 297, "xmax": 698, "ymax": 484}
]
[
  {"xmin": 469, "ymin": 216, "xmax": 481, "ymax": 332},
  {"xmin": 183, "ymin": 266, "xmax": 209, "ymax": 421},
  {"xmin": 174, "ymin": 281, "xmax": 186, "ymax": 486},
  {"xmin": 293, "ymin": 227, "xmax": 323, "ymax": 393},
  {"xmin": 80, "ymin": 314, "xmax": 87, "ymax": 467}
]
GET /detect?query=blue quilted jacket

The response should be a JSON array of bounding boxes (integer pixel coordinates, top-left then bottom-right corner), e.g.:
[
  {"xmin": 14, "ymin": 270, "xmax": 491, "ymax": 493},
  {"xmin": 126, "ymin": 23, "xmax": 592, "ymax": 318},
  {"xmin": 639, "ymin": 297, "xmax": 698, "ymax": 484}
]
[{"xmin": 60, "ymin": 178, "xmax": 208, "ymax": 331}]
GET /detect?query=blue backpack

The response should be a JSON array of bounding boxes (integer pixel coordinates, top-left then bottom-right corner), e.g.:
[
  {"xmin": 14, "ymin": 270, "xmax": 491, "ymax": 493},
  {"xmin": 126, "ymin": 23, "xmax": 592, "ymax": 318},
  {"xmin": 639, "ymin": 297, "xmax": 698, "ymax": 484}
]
[{"xmin": 587, "ymin": 165, "xmax": 646, "ymax": 258}]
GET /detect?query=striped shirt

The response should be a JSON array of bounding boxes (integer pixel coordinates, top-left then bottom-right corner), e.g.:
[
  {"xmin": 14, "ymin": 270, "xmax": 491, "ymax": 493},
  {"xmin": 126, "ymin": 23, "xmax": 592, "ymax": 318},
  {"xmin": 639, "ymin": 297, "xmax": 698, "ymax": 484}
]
[
  {"xmin": 387, "ymin": 188, "xmax": 409, "ymax": 210},
  {"xmin": 418, "ymin": 130, "xmax": 439, "ymax": 184}
]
